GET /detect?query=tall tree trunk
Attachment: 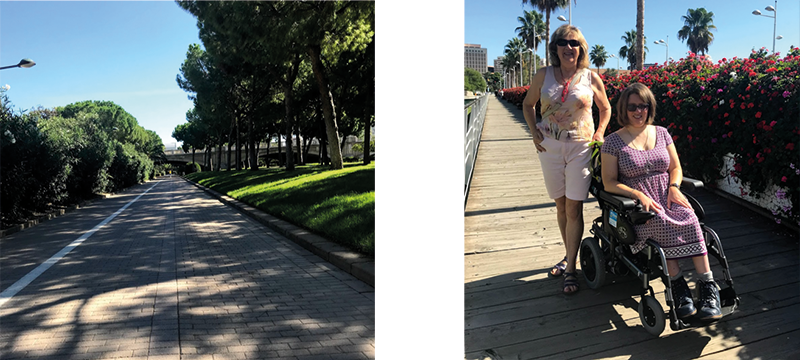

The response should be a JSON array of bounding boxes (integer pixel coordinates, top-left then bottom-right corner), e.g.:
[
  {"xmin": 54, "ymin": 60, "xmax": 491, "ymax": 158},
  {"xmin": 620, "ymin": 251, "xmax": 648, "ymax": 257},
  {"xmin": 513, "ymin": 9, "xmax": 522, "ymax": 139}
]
[
  {"xmin": 307, "ymin": 44, "xmax": 343, "ymax": 169},
  {"xmin": 282, "ymin": 82, "xmax": 295, "ymax": 171},
  {"xmin": 295, "ymin": 126, "xmax": 303, "ymax": 165},
  {"xmin": 255, "ymin": 141, "xmax": 260, "ymax": 169},
  {"xmin": 303, "ymin": 136, "xmax": 310, "ymax": 161},
  {"xmin": 545, "ymin": 12, "xmax": 551, "ymax": 66},
  {"xmin": 249, "ymin": 116, "xmax": 257, "ymax": 170},
  {"xmin": 244, "ymin": 140, "xmax": 249, "ymax": 169},
  {"xmin": 278, "ymin": 133, "xmax": 284, "ymax": 166},
  {"xmin": 636, "ymin": 0, "xmax": 645, "ymax": 71},
  {"xmin": 227, "ymin": 142, "xmax": 233, "ymax": 171},
  {"xmin": 204, "ymin": 147, "xmax": 209, "ymax": 170},
  {"xmin": 235, "ymin": 116, "xmax": 241, "ymax": 170},
  {"xmin": 265, "ymin": 136, "xmax": 271, "ymax": 168},
  {"xmin": 191, "ymin": 148, "xmax": 196, "ymax": 166},
  {"xmin": 207, "ymin": 147, "xmax": 213, "ymax": 171},
  {"xmin": 216, "ymin": 142, "xmax": 222, "ymax": 171},
  {"xmin": 320, "ymin": 136, "xmax": 328, "ymax": 165}
]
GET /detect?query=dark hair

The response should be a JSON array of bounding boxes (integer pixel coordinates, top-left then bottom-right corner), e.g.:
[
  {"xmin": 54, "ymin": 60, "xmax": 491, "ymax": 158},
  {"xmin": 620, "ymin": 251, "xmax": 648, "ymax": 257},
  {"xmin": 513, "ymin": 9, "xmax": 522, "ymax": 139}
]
[
  {"xmin": 616, "ymin": 83, "xmax": 657, "ymax": 126},
  {"xmin": 548, "ymin": 24, "xmax": 590, "ymax": 69}
]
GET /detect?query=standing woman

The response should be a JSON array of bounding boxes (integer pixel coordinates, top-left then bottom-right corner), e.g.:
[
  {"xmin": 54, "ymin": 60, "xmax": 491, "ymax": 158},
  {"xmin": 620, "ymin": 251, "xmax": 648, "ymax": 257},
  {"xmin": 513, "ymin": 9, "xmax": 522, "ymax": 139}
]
[{"xmin": 522, "ymin": 24, "xmax": 612, "ymax": 294}]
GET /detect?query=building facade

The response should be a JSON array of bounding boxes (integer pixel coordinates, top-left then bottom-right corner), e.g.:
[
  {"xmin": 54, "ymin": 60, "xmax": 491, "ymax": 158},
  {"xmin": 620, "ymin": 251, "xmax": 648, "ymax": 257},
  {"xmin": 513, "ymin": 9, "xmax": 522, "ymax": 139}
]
[
  {"xmin": 493, "ymin": 56, "xmax": 504, "ymax": 75},
  {"xmin": 464, "ymin": 44, "xmax": 487, "ymax": 74}
]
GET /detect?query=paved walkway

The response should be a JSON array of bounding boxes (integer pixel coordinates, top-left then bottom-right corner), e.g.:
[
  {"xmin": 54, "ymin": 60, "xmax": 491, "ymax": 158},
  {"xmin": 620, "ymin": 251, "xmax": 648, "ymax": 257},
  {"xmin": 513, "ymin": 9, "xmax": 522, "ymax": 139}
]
[
  {"xmin": 1, "ymin": 177, "xmax": 374, "ymax": 360},
  {"xmin": 464, "ymin": 95, "xmax": 799, "ymax": 359}
]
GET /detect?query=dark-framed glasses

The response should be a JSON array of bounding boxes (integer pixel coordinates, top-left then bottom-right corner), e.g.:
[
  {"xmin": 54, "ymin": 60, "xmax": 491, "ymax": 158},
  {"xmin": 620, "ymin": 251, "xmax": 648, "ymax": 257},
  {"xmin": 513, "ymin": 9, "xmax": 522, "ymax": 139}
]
[
  {"xmin": 626, "ymin": 103, "xmax": 650, "ymax": 112},
  {"xmin": 556, "ymin": 39, "xmax": 581, "ymax": 47}
]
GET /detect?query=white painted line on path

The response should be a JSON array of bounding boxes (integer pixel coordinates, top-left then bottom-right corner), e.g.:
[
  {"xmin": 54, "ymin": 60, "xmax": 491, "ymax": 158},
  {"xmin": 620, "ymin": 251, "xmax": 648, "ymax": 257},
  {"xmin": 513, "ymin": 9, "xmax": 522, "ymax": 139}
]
[{"xmin": 0, "ymin": 181, "xmax": 161, "ymax": 308}]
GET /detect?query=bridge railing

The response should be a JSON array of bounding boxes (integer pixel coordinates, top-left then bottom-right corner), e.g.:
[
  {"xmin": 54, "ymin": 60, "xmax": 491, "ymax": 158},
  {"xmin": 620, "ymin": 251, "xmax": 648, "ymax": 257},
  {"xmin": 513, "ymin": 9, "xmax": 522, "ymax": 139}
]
[{"xmin": 464, "ymin": 94, "xmax": 489, "ymax": 204}]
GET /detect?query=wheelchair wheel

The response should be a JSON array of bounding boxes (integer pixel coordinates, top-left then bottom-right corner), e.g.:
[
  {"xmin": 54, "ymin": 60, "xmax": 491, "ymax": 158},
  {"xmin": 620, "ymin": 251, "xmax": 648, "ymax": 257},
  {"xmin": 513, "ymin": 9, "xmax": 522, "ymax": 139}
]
[
  {"xmin": 580, "ymin": 236, "xmax": 606, "ymax": 289},
  {"xmin": 638, "ymin": 296, "xmax": 666, "ymax": 336}
]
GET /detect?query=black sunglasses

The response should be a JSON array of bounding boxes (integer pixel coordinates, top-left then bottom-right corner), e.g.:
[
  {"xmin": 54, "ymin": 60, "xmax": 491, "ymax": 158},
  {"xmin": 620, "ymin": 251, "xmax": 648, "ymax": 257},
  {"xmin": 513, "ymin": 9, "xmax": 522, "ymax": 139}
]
[
  {"xmin": 556, "ymin": 39, "xmax": 581, "ymax": 47},
  {"xmin": 626, "ymin": 104, "xmax": 650, "ymax": 112}
]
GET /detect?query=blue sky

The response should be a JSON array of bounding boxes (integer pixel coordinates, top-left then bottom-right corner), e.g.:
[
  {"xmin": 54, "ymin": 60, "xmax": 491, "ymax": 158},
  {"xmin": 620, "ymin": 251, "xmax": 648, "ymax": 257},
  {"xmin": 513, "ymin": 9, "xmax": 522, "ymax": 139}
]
[
  {"xmin": 0, "ymin": 1, "xmax": 201, "ymax": 148},
  {"xmin": 466, "ymin": 0, "xmax": 800, "ymax": 70}
]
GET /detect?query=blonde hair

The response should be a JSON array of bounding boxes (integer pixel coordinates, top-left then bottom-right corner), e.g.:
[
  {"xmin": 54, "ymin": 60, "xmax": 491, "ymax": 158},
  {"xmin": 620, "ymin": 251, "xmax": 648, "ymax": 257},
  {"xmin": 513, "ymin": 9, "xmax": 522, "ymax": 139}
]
[
  {"xmin": 549, "ymin": 24, "xmax": 590, "ymax": 69},
  {"xmin": 616, "ymin": 83, "xmax": 657, "ymax": 126}
]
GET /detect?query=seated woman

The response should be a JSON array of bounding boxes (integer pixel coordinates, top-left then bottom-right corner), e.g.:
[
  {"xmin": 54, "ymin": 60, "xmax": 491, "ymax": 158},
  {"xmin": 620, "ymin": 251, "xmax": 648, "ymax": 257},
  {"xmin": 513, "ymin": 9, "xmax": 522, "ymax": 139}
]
[{"xmin": 600, "ymin": 83, "xmax": 722, "ymax": 321}]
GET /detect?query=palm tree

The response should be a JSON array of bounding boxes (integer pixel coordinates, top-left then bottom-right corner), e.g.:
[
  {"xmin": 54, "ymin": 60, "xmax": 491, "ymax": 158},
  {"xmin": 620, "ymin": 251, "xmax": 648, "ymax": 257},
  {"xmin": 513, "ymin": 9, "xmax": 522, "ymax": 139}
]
[
  {"xmin": 504, "ymin": 37, "xmax": 526, "ymax": 87},
  {"xmin": 620, "ymin": 30, "xmax": 648, "ymax": 70},
  {"xmin": 636, "ymin": 0, "xmax": 644, "ymax": 70},
  {"xmin": 589, "ymin": 45, "xmax": 608, "ymax": 73},
  {"xmin": 677, "ymin": 8, "xmax": 717, "ymax": 55},
  {"xmin": 516, "ymin": 9, "xmax": 546, "ymax": 84},
  {"xmin": 521, "ymin": 0, "xmax": 569, "ymax": 66}
]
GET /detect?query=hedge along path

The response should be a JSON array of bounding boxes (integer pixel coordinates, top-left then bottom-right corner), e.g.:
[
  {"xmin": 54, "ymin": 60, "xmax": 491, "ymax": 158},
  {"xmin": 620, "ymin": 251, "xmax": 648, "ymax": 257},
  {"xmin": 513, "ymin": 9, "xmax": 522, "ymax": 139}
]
[{"xmin": 464, "ymin": 94, "xmax": 799, "ymax": 359}]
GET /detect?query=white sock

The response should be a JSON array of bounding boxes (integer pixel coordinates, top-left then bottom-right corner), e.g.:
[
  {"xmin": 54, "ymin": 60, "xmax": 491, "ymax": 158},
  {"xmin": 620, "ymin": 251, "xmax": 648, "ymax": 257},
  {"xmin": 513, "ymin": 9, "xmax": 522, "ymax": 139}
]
[{"xmin": 699, "ymin": 271, "xmax": 714, "ymax": 282}]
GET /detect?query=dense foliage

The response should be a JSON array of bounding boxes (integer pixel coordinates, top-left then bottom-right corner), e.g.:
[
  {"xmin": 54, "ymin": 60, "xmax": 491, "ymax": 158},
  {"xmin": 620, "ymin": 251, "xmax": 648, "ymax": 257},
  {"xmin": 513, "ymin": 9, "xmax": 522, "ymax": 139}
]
[
  {"xmin": 174, "ymin": 1, "xmax": 375, "ymax": 170},
  {"xmin": 1, "ymin": 92, "xmax": 163, "ymax": 226},
  {"xmin": 465, "ymin": 68, "xmax": 487, "ymax": 93},
  {"xmin": 501, "ymin": 48, "xmax": 800, "ymax": 225}
]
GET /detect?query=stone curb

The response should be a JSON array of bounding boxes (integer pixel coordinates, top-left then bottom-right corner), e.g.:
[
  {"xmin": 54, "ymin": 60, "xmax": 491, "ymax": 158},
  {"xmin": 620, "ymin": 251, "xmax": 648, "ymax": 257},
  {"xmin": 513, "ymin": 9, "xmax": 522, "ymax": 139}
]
[{"xmin": 182, "ymin": 176, "xmax": 375, "ymax": 287}]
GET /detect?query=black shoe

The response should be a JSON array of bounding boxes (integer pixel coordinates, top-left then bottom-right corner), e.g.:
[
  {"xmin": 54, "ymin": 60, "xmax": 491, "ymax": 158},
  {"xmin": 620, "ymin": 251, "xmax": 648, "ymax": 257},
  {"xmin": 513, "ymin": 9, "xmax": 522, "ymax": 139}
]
[
  {"xmin": 696, "ymin": 279, "xmax": 723, "ymax": 321},
  {"xmin": 671, "ymin": 276, "xmax": 697, "ymax": 319}
]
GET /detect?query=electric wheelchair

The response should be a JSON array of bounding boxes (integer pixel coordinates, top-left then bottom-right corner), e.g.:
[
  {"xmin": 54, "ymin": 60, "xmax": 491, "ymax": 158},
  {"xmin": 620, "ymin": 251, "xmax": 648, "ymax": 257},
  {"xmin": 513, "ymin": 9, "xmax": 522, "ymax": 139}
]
[{"xmin": 579, "ymin": 144, "xmax": 740, "ymax": 336}]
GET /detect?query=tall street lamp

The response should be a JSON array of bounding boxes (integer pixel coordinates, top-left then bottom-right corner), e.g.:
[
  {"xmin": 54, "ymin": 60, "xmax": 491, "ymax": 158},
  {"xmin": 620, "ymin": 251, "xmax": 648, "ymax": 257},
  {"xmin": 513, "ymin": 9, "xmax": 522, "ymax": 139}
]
[
  {"xmin": 0, "ymin": 58, "xmax": 36, "ymax": 70},
  {"xmin": 752, "ymin": 1, "xmax": 778, "ymax": 53},
  {"xmin": 654, "ymin": 37, "xmax": 668, "ymax": 63},
  {"xmin": 609, "ymin": 54, "xmax": 619, "ymax": 77},
  {"xmin": 557, "ymin": 15, "xmax": 568, "ymax": 24}
]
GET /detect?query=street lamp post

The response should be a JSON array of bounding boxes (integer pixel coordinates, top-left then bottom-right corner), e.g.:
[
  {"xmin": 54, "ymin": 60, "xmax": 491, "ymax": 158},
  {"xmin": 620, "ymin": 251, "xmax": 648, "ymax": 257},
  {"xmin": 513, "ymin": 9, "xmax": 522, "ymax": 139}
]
[
  {"xmin": 0, "ymin": 58, "xmax": 36, "ymax": 70},
  {"xmin": 609, "ymin": 54, "xmax": 619, "ymax": 78},
  {"xmin": 752, "ymin": 1, "xmax": 778, "ymax": 53},
  {"xmin": 654, "ymin": 36, "xmax": 668, "ymax": 63}
]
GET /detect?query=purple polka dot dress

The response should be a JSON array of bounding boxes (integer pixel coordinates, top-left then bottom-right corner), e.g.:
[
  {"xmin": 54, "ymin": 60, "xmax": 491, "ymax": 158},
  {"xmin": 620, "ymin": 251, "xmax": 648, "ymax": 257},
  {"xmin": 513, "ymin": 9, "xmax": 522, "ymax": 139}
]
[{"xmin": 601, "ymin": 126, "xmax": 706, "ymax": 259}]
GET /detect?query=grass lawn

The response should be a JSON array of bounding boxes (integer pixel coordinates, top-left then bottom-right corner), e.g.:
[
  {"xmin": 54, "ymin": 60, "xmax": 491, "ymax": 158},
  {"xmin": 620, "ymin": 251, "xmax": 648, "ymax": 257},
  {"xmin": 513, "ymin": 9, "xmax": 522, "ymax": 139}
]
[{"xmin": 185, "ymin": 162, "xmax": 375, "ymax": 256}]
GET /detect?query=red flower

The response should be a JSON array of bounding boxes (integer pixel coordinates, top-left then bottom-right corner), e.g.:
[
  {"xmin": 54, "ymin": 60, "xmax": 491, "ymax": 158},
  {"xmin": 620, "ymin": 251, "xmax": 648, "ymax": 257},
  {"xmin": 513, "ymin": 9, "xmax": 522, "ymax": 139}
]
[
  {"xmin": 755, "ymin": 112, "xmax": 762, "ymax": 118},
  {"xmin": 782, "ymin": 176, "xmax": 788, "ymax": 182},
  {"xmin": 787, "ymin": 143, "xmax": 796, "ymax": 150}
]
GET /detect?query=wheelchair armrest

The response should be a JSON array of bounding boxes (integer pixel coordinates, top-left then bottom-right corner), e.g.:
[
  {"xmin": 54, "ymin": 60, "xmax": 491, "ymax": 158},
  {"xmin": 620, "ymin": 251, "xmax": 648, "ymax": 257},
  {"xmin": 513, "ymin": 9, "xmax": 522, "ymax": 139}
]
[
  {"xmin": 596, "ymin": 189, "xmax": 638, "ymax": 210},
  {"xmin": 681, "ymin": 177, "xmax": 704, "ymax": 190}
]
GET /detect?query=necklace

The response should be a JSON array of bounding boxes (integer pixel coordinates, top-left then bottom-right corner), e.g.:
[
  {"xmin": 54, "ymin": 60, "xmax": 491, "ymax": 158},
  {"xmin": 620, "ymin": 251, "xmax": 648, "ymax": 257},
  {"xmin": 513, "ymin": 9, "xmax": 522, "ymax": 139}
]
[
  {"xmin": 626, "ymin": 126, "xmax": 650, "ymax": 150},
  {"xmin": 627, "ymin": 126, "xmax": 653, "ymax": 173},
  {"xmin": 558, "ymin": 67, "xmax": 578, "ymax": 103}
]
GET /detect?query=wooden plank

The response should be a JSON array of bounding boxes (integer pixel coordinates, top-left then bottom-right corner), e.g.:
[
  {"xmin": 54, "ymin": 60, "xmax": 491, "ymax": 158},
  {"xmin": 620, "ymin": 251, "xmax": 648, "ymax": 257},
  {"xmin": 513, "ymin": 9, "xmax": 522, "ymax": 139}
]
[
  {"xmin": 465, "ymin": 250, "xmax": 797, "ymax": 313},
  {"xmin": 465, "ymin": 263, "xmax": 797, "ymax": 332},
  {"xmin": 699, "ymin": 328, "xmax": 800, "ymax": 359},
  {"xmin": 466, "ymin": 289, "xmax": 799, "ymax": 360}
]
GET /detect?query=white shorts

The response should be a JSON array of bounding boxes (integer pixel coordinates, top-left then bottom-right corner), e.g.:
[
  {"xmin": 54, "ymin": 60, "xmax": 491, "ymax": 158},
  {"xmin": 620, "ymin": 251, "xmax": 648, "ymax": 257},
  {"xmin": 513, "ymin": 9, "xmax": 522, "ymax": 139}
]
[{"xmin": 537, "ymin": 137, "xmax": 591, "ymax": 201}]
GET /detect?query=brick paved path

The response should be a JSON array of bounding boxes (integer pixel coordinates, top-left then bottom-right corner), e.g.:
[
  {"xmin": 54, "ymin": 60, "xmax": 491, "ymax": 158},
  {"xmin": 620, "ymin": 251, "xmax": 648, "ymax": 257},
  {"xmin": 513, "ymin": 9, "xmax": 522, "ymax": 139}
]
[{"xmin": 0, "ymin": 177, "xmax": 374, "ymax": 360}]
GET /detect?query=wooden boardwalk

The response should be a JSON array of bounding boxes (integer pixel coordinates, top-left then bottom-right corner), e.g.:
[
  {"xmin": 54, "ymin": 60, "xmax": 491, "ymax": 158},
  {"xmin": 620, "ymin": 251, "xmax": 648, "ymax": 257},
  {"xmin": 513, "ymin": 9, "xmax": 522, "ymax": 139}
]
[{"xmin": 464, "ymin": 95, "xmax": 800, "ymax": 360}]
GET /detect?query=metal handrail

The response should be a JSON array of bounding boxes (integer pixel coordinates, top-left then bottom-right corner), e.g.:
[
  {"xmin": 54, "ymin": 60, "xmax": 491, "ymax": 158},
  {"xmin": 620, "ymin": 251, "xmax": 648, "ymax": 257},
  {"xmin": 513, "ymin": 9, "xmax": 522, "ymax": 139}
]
[{"xmin": 464, "ymin": 94, "xmax": 489, "ymax": 205}]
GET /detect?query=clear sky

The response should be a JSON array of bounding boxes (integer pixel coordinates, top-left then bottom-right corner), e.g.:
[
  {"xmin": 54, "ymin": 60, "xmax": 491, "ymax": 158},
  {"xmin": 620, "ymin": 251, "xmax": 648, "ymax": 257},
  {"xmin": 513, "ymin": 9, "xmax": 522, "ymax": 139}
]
[
  {"xmin": 466, "ymin": 0, "xmax": 800, "ymax": 70},
  {"xmin": 0, "ymin": 1, "xmax": 202, "ymax": 149}
]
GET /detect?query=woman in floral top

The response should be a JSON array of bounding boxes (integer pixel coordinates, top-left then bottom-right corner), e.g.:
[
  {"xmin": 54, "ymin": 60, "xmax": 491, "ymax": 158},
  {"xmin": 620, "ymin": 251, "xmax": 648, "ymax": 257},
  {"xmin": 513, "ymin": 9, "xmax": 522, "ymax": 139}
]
[{"xmin": 522, "ymin": 24, "xmax": 611, "ymax": 294}]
